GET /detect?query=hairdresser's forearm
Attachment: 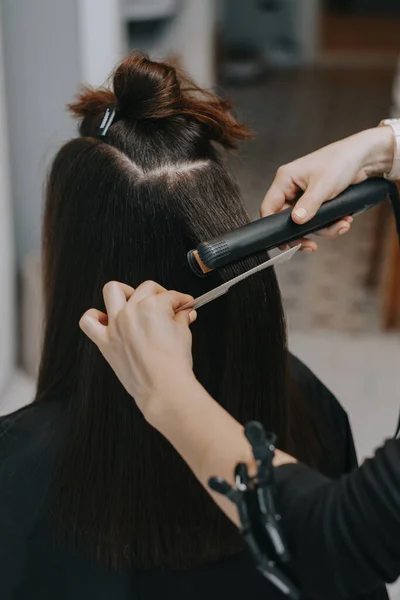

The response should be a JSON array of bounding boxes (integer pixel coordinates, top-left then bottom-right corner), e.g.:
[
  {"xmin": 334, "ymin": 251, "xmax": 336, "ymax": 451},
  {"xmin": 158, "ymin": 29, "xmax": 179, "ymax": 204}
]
[
  {"xmin": 144, "ymin": 373, "xmax": 296, "ymax": 526},
  {"xmin": 143, "ymin": 373, "xmax": 400, "ymax": 597},
  {"xmin": 145, "ymin": 374, "xmax": 254, "ymax": 525}
]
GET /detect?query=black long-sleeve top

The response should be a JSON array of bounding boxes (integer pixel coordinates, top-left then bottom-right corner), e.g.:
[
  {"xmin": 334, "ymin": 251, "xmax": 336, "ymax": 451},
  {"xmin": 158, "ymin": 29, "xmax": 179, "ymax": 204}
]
[
  {"xmin": 276, "ymin": 438, "xmax": 400, "ymax": 598},
  {"xmin": 0, "ymin": 356, "xmax": 389, "ymax": 600}
]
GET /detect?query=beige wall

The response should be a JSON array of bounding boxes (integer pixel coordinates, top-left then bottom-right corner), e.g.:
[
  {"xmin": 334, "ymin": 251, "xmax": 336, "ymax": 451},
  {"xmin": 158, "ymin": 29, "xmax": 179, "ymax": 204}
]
[{"xmin": 1, "ymin": 0, "xmax": 122, "ymax": 267}]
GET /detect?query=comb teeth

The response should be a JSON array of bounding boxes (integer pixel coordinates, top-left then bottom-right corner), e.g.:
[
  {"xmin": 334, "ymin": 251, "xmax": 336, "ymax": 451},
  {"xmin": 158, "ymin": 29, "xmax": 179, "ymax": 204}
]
[{"xmin": 181, "ymin": 245, "xmax": 301, "ymax": 312}]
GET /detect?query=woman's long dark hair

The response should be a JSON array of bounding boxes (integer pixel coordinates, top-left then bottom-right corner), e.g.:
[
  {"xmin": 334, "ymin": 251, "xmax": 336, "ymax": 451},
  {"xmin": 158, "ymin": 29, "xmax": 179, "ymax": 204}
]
[{"xmin": 36, "ymin": 52, "xmax": 320, "ymax": 570}]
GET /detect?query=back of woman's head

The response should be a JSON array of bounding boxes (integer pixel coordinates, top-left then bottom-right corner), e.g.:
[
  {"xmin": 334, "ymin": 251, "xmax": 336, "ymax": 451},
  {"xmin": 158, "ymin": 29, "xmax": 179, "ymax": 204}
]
[{"xmin": 37, "ymin": 52, "xmax": 315, "ymax": 570}]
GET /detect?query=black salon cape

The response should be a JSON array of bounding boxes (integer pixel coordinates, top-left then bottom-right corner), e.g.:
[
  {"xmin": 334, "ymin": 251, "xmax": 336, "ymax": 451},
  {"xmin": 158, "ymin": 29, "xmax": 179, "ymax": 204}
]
[{"xmin": 0, "ymin": 355, "xmax": 388, "ymax": 600}]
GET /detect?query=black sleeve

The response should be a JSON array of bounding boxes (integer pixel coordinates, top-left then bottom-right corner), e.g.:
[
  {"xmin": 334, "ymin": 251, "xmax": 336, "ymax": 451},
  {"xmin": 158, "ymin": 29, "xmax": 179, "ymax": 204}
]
[
  {"xmin": 275, "ymin": 438, "xmax": 400, "ymax": 599},
  {"xmin": 341, "ymin": 411, "xmax": 359, "ymax": 474}
]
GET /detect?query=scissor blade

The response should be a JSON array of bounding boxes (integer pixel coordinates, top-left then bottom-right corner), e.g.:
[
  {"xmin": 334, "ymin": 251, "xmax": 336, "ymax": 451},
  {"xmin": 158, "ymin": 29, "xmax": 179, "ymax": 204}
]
[{"xmin": 180, "ymin": 244, "xmax": 301, "ymax": 311}]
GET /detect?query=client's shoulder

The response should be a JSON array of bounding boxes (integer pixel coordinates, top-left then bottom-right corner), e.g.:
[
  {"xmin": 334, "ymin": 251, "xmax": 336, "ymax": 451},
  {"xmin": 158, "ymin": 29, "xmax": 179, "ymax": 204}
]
[
  {"xmin": 0, "ymin": 399, "xmax": 66, "ymax": 536},
  {"xmin": 288, "ymin": 352, "xmax": 347, "ymax": 421},
  {"xmin": 0, "ymin": 398, "xmax": 66, "ymax": 459},
  {"xmin": 0, "ymin": 397, "xmax": 65, "ymax": 430},
  {"xmin": 288, "ymin": 353, "xmax": 358, "ymax": 475}
]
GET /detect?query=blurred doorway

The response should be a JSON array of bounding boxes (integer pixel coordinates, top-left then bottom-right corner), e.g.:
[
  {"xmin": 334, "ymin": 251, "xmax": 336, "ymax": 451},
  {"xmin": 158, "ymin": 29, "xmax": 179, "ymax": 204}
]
[
  {"xmin": 320, "ymin": 0, "xmax": 400, "ymax": 66},
  {"xmin": 325, "ymin": 1, "xmax": 400, "ymax": 16}
]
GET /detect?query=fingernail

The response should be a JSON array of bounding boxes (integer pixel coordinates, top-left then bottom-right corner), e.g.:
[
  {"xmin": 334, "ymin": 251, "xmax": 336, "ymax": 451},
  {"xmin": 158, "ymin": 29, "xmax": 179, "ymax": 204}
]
[
  {"xmin": 293, "ymin": 207, "xmax": 308, "ymax": 221},
  {"xmin": 189, "ymin": 310, "xmax": 197, "ymax": 323},
  {"xmin": 302, "ymin": 248, "xmax": 314, "ymax": 253},
  {"xmin": 338, "ymin": 227, "xmax": 349, "ymax": 236}
]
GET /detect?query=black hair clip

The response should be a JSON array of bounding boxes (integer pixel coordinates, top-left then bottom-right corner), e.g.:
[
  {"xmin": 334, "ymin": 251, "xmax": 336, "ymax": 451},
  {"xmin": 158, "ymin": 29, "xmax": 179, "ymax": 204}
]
[
  {"xmin": 98, "ymin": 107, "xmax": 117, "ymax": 138},
  {"xmin": 208, "ymin": 422, "xmax": 300, "ymax": 599},
  {"xmin": 244, "ymin": 422, "xmax": 290, "ymax": 564}
]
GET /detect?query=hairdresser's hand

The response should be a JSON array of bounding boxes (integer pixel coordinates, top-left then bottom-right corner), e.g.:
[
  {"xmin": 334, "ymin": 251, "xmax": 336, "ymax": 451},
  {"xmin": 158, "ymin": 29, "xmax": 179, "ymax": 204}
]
[
  {"xmin": 261, "ymin": 126, "xmax": 395, "ymax": 252},
  {"xmin": 79, "ymin": 281, "xmax": 197, "ymax": 416}
]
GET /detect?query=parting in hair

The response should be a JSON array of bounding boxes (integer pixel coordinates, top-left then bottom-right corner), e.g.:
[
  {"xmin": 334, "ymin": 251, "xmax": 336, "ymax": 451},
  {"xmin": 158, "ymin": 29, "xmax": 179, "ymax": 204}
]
[{"xmin": 37, "ymin": 51, "xmax": 321, "ymax": 570}]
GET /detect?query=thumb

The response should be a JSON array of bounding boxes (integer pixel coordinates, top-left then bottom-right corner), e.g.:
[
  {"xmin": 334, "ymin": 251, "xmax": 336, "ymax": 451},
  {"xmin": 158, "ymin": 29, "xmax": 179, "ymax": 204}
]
[
  {"xmin": 174, "ymin": 309, "xmax": 197, "ymax": 327},
  {"xmin": 261, "ymin": 166, "xmax": 301, "ymax": 218},
  {"xmin": 291, "ymin": 185, "xmax": 328, "ymax": 223},
  {"xmin": 79, "ymin": 309, "xmax": 108, "ymax": 347},
  {"xmin": 261, "ymin": 184, "xmax": 287, "ymax": 217}
]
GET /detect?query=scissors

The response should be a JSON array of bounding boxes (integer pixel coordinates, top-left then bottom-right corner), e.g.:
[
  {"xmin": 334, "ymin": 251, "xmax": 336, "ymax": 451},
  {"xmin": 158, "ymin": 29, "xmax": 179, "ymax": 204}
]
[{"xmin": 179, "ymin": 244, "xmax": 301, "ymax": 312}]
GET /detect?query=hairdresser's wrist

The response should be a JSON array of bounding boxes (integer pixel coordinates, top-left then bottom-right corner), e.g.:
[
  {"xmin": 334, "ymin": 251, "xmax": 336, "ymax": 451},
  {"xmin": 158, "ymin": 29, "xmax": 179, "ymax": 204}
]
[
  {"xmin": 362, "ymin": 126, "xmax": 395, "ymax": 177},
  {"xmin": 143, "ymin": 369, "xmax": 200, "ymax": 428}
]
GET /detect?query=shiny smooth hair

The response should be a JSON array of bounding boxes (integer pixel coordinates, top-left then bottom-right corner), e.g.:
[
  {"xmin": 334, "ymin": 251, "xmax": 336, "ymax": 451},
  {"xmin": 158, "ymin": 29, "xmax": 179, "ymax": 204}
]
[{"xmin": 36, "ymin": 52, "xmax": 320, "ymax": 570}]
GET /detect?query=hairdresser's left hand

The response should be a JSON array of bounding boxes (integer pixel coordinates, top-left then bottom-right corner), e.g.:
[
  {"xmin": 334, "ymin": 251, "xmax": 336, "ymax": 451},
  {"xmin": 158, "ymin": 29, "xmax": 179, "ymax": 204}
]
[
  {"xmin": 261, "ymin": 127, "xmax": 394, "ymax": 251},
  {"xmin": 79, "ymin": 281, "xmax": 197, "ymax": 416}
]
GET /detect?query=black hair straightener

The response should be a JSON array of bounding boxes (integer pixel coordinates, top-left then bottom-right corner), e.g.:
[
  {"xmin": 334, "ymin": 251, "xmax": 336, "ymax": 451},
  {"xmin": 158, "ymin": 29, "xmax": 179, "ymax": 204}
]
[
  {"xmin": 187, "ymin": 178, "xmax": 400, "ymax": 277},
  {"xmin": 186, "ymin": 176, "xmax": 400, "ymax": 438}
]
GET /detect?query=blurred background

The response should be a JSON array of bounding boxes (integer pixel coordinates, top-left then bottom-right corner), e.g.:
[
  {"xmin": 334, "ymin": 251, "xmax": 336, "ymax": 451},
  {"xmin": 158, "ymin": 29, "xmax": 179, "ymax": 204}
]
[{"xmin": 0, "ymin": 0, "xmax": 399, "ymax": 590}]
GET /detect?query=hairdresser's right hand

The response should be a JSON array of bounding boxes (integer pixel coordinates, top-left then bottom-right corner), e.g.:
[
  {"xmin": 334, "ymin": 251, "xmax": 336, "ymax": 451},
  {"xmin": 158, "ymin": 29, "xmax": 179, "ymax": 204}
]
[
  {"xmin": 79, "ymin": 281, "xmax": 197, "ymax": 417},
  {"xmin": 261, "ymin": 126, "xmax": 395, "ymax": 251}
]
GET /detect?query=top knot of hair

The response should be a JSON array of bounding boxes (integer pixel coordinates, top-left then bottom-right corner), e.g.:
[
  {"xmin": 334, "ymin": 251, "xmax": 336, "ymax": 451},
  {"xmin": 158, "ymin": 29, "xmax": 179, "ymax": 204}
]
[
  {"xmin": 113, "ymin": 52, "xmax": 181, "ymax": 120},
  {"xmin": 68, "ymin": 51, "xmax": 252, "ymax": 149}
]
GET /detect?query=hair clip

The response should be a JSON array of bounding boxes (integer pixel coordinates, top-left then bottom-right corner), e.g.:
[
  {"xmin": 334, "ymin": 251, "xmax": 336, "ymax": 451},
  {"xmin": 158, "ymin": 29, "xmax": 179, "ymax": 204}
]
[
  {"xmin": 208, "ymin": 422, "xmax": 300, "ymax": 599},
  {"xmin": 98, "ymin": 107, "xmax": 117, "ymax": 138}
]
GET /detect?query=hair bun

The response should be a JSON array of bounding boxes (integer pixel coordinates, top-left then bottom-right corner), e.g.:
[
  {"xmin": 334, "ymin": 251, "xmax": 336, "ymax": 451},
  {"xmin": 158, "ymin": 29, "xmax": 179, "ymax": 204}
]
[
  {"xmin": 113, "ymin": 53, "xmax": 181, "ymax": 120},
  {"xmin": 69, "ymin": 51, "xmax": 252, "ymax": 149}
]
